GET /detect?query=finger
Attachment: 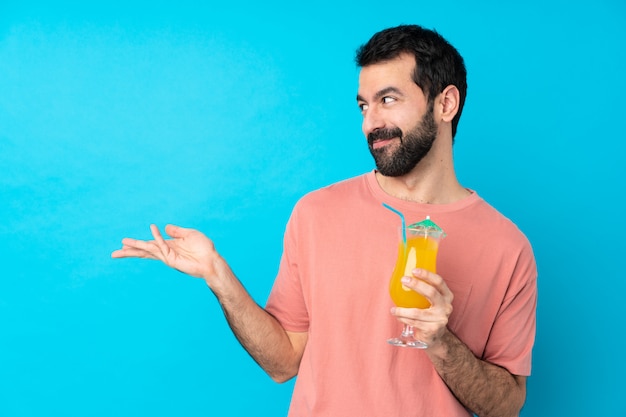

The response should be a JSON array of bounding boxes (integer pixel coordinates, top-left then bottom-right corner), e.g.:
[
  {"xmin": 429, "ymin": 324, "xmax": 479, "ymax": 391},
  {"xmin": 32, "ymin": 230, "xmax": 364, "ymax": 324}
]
[
  {"xmin": 120, "ymin": 237, "xmax": 168, "ymax": 262},
  {"xmin": 392, "ymin": 305, "xmax": 439, "ymax": 325},
  {"xmin": 411, "ymin": 269, "xmax": 453, "ymax": 304},
  {"xmin": 391, "ymin": 306, "xmax": 415, "ymax": 319},
  {"xmin": 116, "ymin": 243, "xmax": 139, "ymax": 250},
  {"xmin": 400, "ymin": 275, "xmax": 434, "ymax": 299},
  {"xmin": 150, "ymin": 224, "xmax": 166, "ymax": 243},
  {"xmin": 119, "ymin": 237, "xmax": 142, "ymax": 248},
  {"xmin": 120, "ymin": 237, "xmax": 155, "ymax": 250},
  {"xmin": 410, "ymin": 268, "xmax": 433, "ymax": 282},
  {"xmin": 150, "ymin": 224, "xmax": 171, "ymax": 258},
  {"xmin": 111, "ymin": 248, "xmax": 157, "ymax": 259}
]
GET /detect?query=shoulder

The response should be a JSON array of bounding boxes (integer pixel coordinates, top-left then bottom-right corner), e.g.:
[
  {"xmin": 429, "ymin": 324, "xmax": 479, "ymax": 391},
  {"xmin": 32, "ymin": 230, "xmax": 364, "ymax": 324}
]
[
  {"xmin": 296, "ymin": 174, "xmax": 370, "ymax": 210},
  {"xmin": 469, "ymin": 195, "xmax": 530, "ymax": 244},
  {"xmin": 286, "ymin": 173, "xmax": 376, "ymax": 232}
]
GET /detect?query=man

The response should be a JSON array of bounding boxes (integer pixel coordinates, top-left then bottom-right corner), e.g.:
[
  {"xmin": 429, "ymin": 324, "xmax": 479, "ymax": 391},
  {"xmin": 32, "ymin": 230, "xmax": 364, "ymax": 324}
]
[{"xmin": 112, "ymin": 25, "xmax": 537, "ymax": 417}]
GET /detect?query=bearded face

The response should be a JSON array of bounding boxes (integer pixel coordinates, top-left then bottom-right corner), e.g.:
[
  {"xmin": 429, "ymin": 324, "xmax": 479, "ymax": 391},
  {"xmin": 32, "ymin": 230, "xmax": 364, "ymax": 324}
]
[{"xmin": 367, "ymin": 102, "xmax": 437, "ymax": 177}]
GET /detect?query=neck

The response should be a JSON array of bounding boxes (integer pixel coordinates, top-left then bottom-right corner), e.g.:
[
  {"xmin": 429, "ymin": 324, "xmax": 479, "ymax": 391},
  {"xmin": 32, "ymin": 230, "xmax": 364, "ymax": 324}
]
[{"xmin": 375, "ymin": 136, "xmax": 469, "ymax": 204}]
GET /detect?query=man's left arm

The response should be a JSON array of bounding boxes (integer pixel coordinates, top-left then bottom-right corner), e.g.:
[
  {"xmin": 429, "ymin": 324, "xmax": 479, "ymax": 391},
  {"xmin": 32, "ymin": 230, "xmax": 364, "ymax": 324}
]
[
  {"xmin": 393, "ymin": 269, "xmax": 529, "ymax": 417},
  {"xmin": 427, "ymin": 329, "xmax": 526, "ymax": 417}
]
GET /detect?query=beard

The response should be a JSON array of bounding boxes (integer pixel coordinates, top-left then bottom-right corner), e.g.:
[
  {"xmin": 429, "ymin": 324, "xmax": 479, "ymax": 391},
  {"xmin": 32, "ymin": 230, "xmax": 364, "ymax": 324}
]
[{"xmin": 367, "ymin": 105, "xmax": 438, "ymax": 177}]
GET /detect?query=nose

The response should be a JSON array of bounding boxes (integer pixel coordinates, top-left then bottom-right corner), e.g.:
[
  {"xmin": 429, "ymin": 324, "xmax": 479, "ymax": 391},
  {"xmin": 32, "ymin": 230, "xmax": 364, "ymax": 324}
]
[{"xmin": 362, "ymin": 106, "xmax": 385, "ymax": 136}]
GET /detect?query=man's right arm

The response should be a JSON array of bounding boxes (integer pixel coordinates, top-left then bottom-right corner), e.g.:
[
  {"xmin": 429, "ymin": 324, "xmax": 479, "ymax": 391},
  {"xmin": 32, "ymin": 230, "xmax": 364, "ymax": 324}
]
[
  {"xmin": 111, "ymin": 224, "xmax": 307, "ymax": 382},
  {"xmin": 210, "ymin": 256, "xmax": 307, "ymax": 382}
]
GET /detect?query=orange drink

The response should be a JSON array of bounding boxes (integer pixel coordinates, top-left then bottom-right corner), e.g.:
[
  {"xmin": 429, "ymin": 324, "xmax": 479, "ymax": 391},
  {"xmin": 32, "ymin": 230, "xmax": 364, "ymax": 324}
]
[
  {"xmin": 384, "ymin": 213, "xmax": 445, "ymax": 348},
  {"xmin": 389, "ymin": 233, "xmax": 440, "ymax": 309}
]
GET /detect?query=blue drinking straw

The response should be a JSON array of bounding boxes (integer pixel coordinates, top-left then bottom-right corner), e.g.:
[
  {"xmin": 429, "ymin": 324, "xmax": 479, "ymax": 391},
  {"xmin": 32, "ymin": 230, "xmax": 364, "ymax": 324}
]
[{"xmin": 382, "ymin": 203, "xmax": 407, "ymax": 249}]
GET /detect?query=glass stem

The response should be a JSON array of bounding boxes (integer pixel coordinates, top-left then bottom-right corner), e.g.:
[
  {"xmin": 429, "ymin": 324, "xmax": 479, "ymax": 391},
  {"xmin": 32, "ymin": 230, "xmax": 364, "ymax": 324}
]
[{"xmin": 402, "ymin": 325, "xmax": 414, "ymax": 338}]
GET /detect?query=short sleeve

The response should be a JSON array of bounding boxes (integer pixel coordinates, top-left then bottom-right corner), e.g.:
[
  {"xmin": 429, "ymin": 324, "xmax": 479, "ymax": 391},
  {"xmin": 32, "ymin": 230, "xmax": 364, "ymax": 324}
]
[
  {"xmin": 484, "ymin": 240, "xmax": 538, "ymax": 376},
  {"xmin": 265, "ymin": 206, "xmax": 310, "ymax": 332}
]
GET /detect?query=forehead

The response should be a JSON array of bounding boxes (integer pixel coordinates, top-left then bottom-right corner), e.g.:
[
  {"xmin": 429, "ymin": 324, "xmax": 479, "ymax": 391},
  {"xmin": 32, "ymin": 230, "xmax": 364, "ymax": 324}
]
[{"xmin": 358, "ymin": 53, "xmax": 417, "ymax": 96}]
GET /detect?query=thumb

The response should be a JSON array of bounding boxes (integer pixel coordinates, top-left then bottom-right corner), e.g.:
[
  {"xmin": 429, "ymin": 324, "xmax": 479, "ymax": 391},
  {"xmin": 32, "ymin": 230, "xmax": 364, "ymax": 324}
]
[{"xmin": 164, "ymin": 224, "xmax": 189, "ymax": 238}]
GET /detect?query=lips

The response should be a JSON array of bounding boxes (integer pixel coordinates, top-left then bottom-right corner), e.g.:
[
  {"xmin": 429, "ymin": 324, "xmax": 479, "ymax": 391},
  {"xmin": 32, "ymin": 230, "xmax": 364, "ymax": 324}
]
[
  {"xmin": 368, "ymin": 127, "xmax": 403, "ymax": 149},
  {"xmin": 371, "ymin": 137, "xmax": 398, "ymax": 149}
]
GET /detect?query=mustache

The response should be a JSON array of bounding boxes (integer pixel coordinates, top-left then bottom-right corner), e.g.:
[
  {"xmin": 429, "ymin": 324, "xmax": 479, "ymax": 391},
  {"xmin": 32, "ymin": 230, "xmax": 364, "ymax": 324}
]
[{"xmin": 367, "ymin": 127, "xmax": 403, "ymax": 145}]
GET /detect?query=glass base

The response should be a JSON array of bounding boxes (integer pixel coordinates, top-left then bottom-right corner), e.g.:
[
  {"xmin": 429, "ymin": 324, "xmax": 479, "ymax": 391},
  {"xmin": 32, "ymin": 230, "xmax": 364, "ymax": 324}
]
[
  {"xmin": 387, "ymin": 325, "xmax": 428, "ymax": 349},
  {"xmin": 387, "ymin": 337, "xmax": 428, "ymax": 349}
]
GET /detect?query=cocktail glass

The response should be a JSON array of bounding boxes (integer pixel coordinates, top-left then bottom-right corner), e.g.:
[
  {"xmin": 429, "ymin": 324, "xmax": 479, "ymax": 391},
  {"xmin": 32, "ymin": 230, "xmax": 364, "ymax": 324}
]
[{"xmin": 388, "ymin": 217, "xmax": 445, "ymax": 348}]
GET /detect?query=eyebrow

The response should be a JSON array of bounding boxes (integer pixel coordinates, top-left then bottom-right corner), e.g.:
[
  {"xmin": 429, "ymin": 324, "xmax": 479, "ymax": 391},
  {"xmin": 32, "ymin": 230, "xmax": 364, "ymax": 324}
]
[{"xmin": 356, "ymin": 86, "xmax": 404, "ymax": 103}]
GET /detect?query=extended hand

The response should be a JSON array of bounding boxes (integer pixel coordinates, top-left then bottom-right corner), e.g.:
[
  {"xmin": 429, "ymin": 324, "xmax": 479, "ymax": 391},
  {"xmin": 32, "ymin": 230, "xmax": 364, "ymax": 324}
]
[
  {"xmin": 111, "ymin": 224, "xmax": 219, "ymax": 280},
  {"xmin": 391, "ymin": 268, "xmax": 454, "ymax": 347}
]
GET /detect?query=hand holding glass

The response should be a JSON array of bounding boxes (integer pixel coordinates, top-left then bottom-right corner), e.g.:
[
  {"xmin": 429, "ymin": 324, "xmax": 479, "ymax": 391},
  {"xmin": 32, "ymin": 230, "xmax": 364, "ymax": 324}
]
[{"xmin": 388, "ymin": 222, "xmax": 444, "ymax": 348}]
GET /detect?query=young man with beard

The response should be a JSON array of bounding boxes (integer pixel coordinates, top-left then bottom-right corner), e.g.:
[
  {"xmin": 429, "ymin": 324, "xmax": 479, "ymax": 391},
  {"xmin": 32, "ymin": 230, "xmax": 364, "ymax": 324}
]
[{"xmin": 112, "ymin": 25, "xmax": 537, "ymax": 417}]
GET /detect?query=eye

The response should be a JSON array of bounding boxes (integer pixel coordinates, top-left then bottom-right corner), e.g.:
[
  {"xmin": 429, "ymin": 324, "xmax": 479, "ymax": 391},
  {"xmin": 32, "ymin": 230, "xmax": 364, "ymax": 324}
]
[
  {"xmin": 382, "ymin": 96, "xmax": 396, "ymax": 104},
  {"xmin": 358, "ymin": 102, "xmax": 369, "ymax": 112}
]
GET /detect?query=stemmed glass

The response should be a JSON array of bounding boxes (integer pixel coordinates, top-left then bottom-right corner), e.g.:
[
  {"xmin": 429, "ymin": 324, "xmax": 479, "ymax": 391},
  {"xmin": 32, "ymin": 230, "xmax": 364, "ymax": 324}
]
[{"xmin": 387, "ymin": 218, "xmax": 445, "ymax": 348}]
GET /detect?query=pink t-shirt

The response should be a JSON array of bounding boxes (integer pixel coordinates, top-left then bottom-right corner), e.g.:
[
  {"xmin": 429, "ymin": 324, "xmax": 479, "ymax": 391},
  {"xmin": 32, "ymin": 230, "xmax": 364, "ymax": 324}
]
[{"xmin": 266, "ymin": 172, "xmax": 537, "ymax": 416}]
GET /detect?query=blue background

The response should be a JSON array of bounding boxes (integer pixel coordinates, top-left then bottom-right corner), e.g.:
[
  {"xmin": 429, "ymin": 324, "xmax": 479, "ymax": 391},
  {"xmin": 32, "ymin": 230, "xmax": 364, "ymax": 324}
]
[{"xmin": 1, "ymin": 1, "xmax": 624, "ymax": 416}]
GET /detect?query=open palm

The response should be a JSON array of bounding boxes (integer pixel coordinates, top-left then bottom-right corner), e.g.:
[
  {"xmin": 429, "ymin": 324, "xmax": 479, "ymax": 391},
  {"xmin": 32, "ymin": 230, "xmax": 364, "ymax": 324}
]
[{"xmin": 112, "ymin": 224, "xmax": 219, "ymax": 280}]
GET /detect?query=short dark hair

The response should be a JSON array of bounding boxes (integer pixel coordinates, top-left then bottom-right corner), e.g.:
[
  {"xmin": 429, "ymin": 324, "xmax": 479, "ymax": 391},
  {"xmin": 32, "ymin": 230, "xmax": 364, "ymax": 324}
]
[{"xmin": 355, "ymin": 25, "xmax": 467, "ymax": 138}]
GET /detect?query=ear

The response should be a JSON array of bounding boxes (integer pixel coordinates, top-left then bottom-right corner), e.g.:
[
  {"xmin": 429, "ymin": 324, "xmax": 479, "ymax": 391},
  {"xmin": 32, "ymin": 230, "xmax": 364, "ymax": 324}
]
[{"xmin": 435, "ymin": 85, "xmax": 460, "ymax": 123}]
